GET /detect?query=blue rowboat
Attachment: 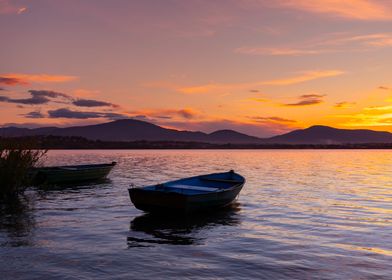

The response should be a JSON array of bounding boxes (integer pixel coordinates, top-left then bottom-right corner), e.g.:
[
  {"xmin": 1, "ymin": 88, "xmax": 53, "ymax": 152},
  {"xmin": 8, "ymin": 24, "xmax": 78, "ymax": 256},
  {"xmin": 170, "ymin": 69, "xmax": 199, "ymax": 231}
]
[
  {"xmin": 32, "ymin": 162, "xmax": 116, "ymax": 185},
  {"xmin": 128, "ymin": 170, "xmax": 245, "ymax": 214}
]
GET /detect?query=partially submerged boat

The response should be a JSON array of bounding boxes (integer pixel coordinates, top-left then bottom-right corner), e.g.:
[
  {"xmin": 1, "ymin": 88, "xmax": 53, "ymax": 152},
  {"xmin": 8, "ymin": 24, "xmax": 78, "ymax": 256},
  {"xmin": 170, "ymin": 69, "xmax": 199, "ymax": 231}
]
[
  {"xmin": 32, "ymin": 162, "xmax": 116, "ymax": 185},
  {"xmin": 128, "ymin": 170, "xmax": 245, "ymax": 214}
]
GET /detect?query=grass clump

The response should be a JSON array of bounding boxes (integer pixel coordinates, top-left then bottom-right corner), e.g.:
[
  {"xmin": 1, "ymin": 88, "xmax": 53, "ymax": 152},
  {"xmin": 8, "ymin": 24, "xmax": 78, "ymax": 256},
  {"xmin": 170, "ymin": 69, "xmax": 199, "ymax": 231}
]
[{"xmin": 0, "ymin": 139, "xmax": 47, "ymax": 198}]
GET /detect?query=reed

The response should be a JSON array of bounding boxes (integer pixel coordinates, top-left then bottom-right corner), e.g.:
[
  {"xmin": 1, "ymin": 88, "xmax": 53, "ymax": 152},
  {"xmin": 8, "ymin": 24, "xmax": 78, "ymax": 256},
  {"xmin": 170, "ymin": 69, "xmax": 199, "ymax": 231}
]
[{"xmin": 0, "ymin": 139, "xmax": 47, "ymax": 198}]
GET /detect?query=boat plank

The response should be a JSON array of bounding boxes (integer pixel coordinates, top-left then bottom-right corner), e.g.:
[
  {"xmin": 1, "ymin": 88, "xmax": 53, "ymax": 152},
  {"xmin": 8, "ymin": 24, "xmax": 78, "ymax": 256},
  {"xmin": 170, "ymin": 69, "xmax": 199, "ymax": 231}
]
[{"xmin": 167, "ymin": 184, "xmax": 219, "ymax": 192}]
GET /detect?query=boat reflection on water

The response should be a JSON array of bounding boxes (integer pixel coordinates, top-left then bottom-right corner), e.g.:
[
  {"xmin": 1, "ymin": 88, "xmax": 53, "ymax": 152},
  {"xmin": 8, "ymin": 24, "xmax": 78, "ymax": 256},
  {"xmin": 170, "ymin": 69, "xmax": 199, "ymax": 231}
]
[{"xmin": 127, "ymin": 203, "xmax": 242, "ymax": 247}]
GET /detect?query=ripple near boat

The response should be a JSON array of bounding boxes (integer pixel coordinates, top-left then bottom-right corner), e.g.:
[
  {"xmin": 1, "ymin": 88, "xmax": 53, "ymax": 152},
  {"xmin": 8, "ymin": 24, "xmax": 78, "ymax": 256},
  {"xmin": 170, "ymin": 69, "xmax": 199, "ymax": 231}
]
[{"xmin": 128, "ymin": 170, "xmax": 245, "ymax": 214}]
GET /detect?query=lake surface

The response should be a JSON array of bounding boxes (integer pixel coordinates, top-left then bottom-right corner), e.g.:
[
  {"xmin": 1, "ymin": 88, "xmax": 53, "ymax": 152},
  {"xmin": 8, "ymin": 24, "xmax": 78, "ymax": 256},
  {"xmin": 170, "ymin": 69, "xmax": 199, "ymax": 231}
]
[{"xmin": 0, "ymin": 150, "xmax": 391, "ymax": 279}]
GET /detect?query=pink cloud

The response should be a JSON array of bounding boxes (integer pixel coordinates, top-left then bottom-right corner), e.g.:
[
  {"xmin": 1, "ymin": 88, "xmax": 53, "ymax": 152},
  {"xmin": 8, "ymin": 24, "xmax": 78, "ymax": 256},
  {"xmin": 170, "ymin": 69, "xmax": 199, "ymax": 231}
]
[{"xmin": 0, "ymin": 0, "xmax": 27, "ymax": 15}]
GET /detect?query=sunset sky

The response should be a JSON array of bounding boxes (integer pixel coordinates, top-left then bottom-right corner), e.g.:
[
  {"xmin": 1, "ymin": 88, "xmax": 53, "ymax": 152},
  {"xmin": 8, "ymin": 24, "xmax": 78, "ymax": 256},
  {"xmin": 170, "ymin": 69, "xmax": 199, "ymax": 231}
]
[{"xmin": 1, "ymin": 0, "xmax": 392, "ymax": 137}]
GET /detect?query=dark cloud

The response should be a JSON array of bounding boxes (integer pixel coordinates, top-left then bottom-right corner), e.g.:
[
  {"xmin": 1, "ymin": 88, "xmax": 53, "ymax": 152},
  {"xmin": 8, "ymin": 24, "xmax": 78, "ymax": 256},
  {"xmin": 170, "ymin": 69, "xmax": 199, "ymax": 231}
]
[
  {"xmin": 0, "ymin": 94, "xmax": 50, "ymax": 105},
  {"xmin": 128, "ymin": 108, "xmax": 199, "ymax": 120},
  {"xmin": 249, "ymin": 89, "xmax": 259, "ymax": 93},
  {"xmin": 0, "ymin": 89, "xmax": 71, "ymax": 105},
  {"xmin": 48, "ymin": 108, "xmax": 127, "ymax": 120},
  {"xmin": 299, "ymin": 94, "xmax": 325, "ymax": 98},
  {"xmin": 23, "ymin": 111, "xmax": 45, "ymax": 119},
  {"xmin": 249, "ymin": 116, "xmax": 297, "ymax": 123},
  {"xmin": 0, "ymin": 77, "xmax": 26, "ymax": 86},
  {"xmin": 378, "ymin": 86, "xmax": 390, "ymax": 90},
  {"xmin": 284, "ymin": 94, "xmax": 325, "ymax": 107},
  {"xmin": 130, "ymin": 115, "xmax": 157, "ymax": 122},
  {"xmin": 0, "ymin": 96, "xmax": 9, "ymax": 102},
  {"xmin": 0, "ymin": 89, "xmax": 118, "ymax": 110},
  {"xmin": 0, "ymin": 87, "xmax": 4, "ymax": 91},
  {"xmin": 28, "ymin": 90, "xmax": 71, "ymax": 99},
  {"xmin": 334, "ymin": 101, "xmax": 356, "ymax": 108},
  {"xmin": 72, "ymin": 99, "xmax": 117, "ymax": 107},
  {"xmin": 285, "ymin": 99, "xmax": 323, "ymax": 106}
]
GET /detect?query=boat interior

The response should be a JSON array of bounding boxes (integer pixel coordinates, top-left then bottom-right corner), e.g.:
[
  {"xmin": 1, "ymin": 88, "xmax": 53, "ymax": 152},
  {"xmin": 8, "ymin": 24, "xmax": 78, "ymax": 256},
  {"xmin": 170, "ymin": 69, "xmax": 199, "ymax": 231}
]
[{"xmin": 142, "ymin": 172, "xmax": 244, "ymax": 195}]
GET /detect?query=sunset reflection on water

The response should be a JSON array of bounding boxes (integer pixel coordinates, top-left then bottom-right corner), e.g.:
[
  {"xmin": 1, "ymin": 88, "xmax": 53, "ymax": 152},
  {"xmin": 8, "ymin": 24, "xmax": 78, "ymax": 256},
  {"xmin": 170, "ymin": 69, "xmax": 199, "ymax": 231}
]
[{"xmin": 0, "ymin": 150, "xmax": 391, "ymax": 279}]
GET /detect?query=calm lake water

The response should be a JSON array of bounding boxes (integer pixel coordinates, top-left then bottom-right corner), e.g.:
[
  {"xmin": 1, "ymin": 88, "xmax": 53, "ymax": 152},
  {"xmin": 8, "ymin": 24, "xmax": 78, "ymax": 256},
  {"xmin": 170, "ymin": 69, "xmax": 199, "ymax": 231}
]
[{"xmin": 1, "ymin": 150, "xmax": 391, "ymax": 279}]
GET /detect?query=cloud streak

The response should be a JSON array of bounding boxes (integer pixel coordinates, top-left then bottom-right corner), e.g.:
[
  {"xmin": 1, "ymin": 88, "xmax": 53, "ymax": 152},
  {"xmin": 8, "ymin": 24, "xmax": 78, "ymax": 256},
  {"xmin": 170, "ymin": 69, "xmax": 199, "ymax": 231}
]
[
  {"xmin": 248, "ymin": 116, "xmax": 297, "ymax": 123},
  {"xmin": 277, "ymin": 0, "xmax": 392, "ymax": 21},
  {"xmin": 334, "ymin": 104, "xmax": 392, "ymax": 127},
  {"xmin": 176, "ymin": 70, "xmax": 344, "ymax": 94},
  {"xmin": 0, "ymin": 90, "xmax": 71, "ymax": 105},
  {"xmin": 0, "ymin": 73, "xmax": 77, "ymax": 86},
  {"xmin": 283, "ymin": 94, "xmax": 325, "ymax": 107},
  {"xmin": 236, "ymin": 33, "xmax": 392, "ymax": 57},
  {"xmin": 72, "ymin": 99, "xmax": 118, "ymax": 108},
  {"xmin": 128, "ymin": 108, "xmax": 201, "ymax": 120},
  {"xmin": 0, "ymin": 89, "xmax": 119, "ymax": 109},
  {"xmin": 22, "ymin": 111, "xmax": 45, "ymax": 119},
  {"xmin": 47, "ymin": 108, "xmax": 127, "ymax": 120},
  {"xmin": 335, "ymin": 101, "xmax": 356, "ymax": 109},
  {"xmin": 0, "ymin": 77, "xmax": 27, "ymax": 86}
]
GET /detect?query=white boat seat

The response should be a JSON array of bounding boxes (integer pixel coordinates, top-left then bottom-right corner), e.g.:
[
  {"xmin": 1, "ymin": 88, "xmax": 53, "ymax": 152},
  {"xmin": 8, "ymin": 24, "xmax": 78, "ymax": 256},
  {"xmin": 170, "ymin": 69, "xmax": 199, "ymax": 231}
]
[
  {"xmin": 168, "ymin": 184, "xmax": 219, "ymax": 192},
  {"xmin": 200, "ymin": 177, "xmax": 242, "ymax": 183}
]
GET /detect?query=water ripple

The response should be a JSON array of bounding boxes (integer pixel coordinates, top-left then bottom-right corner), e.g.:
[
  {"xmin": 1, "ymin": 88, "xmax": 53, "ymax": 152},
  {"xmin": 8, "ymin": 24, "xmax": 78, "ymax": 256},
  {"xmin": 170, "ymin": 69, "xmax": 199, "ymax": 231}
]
[{"xmin": 0, "ymin": 150, "xmax": 391, "ymax": 279}]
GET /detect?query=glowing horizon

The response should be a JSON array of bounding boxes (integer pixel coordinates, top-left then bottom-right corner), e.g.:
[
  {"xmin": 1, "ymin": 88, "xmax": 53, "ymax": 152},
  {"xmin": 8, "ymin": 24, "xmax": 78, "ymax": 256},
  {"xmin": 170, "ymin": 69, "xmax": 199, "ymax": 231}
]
[{"xmin": 1, "ymin": 0, "xmax": 392, "ymax": 137}]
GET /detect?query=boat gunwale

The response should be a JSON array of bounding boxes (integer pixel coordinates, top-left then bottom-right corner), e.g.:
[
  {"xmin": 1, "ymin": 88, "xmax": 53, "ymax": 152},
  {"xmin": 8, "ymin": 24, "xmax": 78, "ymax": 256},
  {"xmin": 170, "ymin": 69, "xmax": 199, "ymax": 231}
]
[
  {"xmin": 129, "ymin": 171, "xmax": 245, "ymax": 197},
  {"xmin": 35, "ymin": 162, "xmax": 117, "ymax": 172}
]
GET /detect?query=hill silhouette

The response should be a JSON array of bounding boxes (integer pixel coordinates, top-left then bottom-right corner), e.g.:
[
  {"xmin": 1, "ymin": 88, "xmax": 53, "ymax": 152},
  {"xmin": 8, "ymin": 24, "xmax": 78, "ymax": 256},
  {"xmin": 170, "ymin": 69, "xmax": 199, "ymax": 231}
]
[
  {"xmin": 1, "ymin": 119, "xmax": 392, "ymax": 144},
  {"xmin": 268, "ymin": 125, "xmax": 392, "ymax": 144}
]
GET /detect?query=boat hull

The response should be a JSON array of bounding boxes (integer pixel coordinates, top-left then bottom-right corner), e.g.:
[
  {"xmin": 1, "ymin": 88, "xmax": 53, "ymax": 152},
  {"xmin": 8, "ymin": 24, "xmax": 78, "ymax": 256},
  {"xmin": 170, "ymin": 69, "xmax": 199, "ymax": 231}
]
[
  {"xmin": 129, "ymin": 183, "xmax": 243, "ymax": 214},
  {"xmin": 33, "ymin": 162, "xmax": 116, "ymax": 185}
]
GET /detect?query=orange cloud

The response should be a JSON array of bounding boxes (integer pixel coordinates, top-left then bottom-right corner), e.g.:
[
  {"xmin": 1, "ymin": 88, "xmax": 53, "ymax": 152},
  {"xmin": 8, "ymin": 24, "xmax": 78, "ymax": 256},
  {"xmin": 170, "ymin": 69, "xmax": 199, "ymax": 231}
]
[
  {"xmin": 236, "ymin": 47, "xmax": 325, "ymax": 56},
  {"xmin": 364, "ymin": 105, "xmax": 392, "ymax": 115},
  {"xmin": 248, "ymin": 116, "xmax": 297, "ymax": 124},
  {"xmin": 0, "ymin": 77, "xmax": 27, "ymax": 86},
  {"xmin": 334, "ymin": 103, "xmax": 392, "ymax": 128},
  {"xmin": 1, "ymin": 73, "xmax": 77, "ymax": 85},
  {"xmin": 278, "ymin": 0, "xmax": 392, "ymax": 21},
  {"xmin": 177, "ymin": 70, "xmax": 344, "ymax": 94}
]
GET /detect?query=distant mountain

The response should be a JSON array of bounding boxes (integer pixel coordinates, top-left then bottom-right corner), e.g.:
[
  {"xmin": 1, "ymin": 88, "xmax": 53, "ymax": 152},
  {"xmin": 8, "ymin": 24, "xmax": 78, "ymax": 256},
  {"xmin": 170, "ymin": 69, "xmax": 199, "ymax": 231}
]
[
  {"xmin": 207, "ymin": 130, "xmax": 262, "ymax": 143},
  {"xmin": 1, "ymin": 120, "xmax": 392, "ymax": 144},
  {"xmin": 268, "ymin": 125, "xmax": 392, "ymax": 144},
  {"xmin": 0, "ymin": 119, "xmax": 264, "ymax": 144}
]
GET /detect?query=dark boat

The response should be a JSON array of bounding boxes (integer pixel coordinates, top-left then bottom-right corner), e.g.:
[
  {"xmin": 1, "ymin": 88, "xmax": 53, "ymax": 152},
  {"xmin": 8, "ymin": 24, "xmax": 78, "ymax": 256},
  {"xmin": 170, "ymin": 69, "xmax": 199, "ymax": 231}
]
[
  {"xmin": 128, "ymin": 170, "xmax": 245, "ymax": 214},
  {"xmin": 32, "ymin": 162, "xmax": 116, "ymax": 185}
]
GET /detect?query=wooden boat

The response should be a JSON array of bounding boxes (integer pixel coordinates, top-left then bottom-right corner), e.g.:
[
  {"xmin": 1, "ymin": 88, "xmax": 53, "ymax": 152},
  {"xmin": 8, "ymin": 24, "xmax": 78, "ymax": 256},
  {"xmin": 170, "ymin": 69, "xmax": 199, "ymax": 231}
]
[
  {"xmin": 128, "ymin": 170, "xmax": 245, "ymax": 214},
  {"xmin": 32, "ymin": 162, "xmax": 116, "ymax": 185}
]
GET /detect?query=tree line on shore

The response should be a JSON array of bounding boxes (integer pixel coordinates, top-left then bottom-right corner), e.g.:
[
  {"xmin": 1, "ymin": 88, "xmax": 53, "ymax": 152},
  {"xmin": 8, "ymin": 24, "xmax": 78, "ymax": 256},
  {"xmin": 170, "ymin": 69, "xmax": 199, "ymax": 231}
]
[{"xmin": 1, "ymin": 135, "xmax": 392, "ymax": 150}]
